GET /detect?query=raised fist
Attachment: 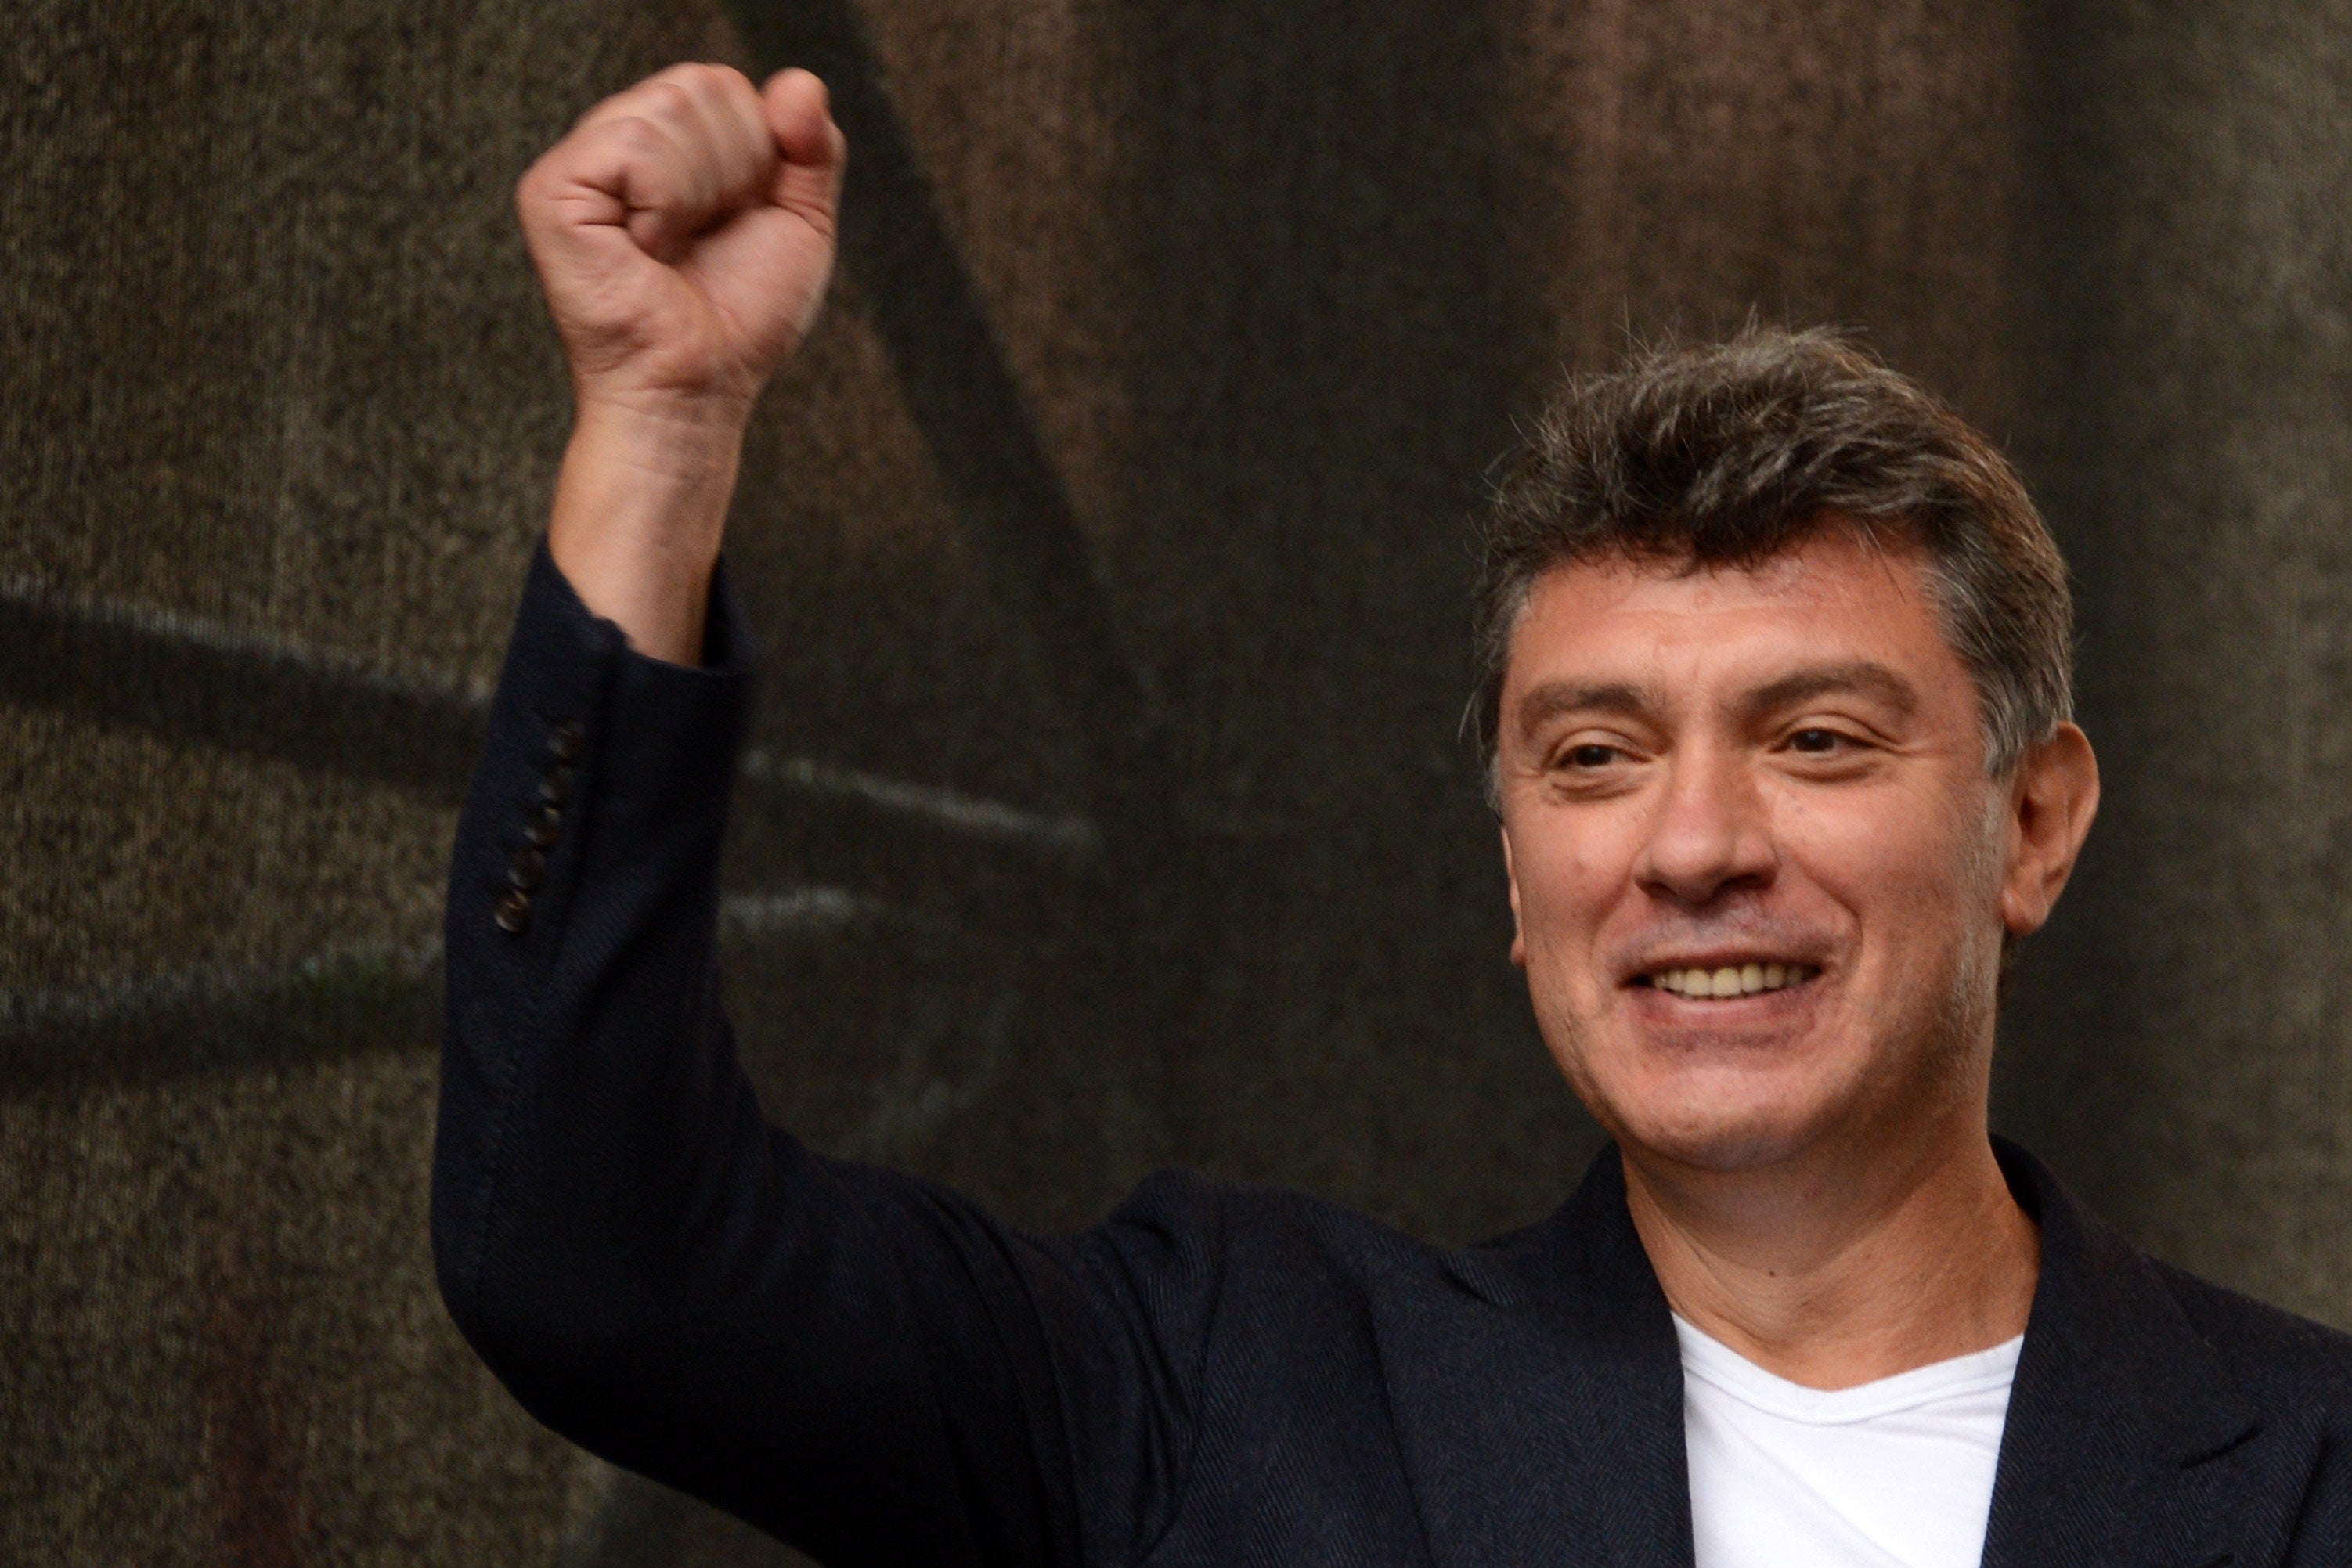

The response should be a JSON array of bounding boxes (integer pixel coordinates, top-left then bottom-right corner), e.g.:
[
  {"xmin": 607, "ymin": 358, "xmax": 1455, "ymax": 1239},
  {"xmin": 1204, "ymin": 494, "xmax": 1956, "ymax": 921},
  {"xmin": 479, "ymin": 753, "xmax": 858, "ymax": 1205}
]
[{"xmin": 517, "ymin": 63, "xmax": 846, "ymax": 424}]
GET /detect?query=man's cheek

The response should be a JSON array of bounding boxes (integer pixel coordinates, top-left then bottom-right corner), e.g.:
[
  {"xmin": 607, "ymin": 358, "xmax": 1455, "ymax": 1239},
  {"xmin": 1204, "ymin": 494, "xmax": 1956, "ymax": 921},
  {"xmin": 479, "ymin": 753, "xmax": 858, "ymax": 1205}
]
[{"xmin": 1519, "ymin": 905, "xmax": 1599, "ymax": 1008}]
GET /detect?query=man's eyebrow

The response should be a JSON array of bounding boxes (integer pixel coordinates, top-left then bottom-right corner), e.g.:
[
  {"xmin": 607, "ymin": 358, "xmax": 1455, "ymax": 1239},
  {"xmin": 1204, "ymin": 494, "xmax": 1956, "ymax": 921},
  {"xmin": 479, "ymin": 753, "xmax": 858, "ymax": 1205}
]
[
  {"xmin": 1737, "ymin": 661, "xmax": 1921, "ymax": 719},
  {"xmin": 1513, "ymin": 679, "xmax": 1662, "ymax": 737}
]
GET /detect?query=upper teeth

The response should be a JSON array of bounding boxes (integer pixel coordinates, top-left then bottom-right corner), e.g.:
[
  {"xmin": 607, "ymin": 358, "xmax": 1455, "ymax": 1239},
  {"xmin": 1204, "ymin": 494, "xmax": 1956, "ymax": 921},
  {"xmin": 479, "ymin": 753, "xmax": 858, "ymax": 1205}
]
[{"xmin": 1650, "ymin": 963, "xmax": 1814, "ymax": 999}]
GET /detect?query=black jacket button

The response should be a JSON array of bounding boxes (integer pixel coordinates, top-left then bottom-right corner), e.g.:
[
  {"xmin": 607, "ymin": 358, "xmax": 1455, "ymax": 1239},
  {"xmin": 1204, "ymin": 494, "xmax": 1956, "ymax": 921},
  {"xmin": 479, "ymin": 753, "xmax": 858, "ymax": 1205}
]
[
  {"xmin": 527, "ymin": 806, "xmax": 563, "ymax": 849},
  {"xmin": 549, "ymin": 719, "xmax": 586, "ymax": 763},
  {"xmin": 495, "ymin": 889, "xmax": 532, "ymax": 933},
  {"xmin": 508, "ymin": 846, "xmax": 547, "ymax": 892},
  {"xmin": 538, "ymin": 765, "xmax": 573, "ymax": 807}
]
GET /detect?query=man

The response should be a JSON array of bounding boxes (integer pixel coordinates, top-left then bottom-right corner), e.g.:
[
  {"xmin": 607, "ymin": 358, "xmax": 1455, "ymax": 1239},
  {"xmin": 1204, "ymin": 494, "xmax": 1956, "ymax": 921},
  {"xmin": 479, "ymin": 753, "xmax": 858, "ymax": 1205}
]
[{"xmin": 432, "ymin": 61, "xmax": 2352, "ymax": 1566}]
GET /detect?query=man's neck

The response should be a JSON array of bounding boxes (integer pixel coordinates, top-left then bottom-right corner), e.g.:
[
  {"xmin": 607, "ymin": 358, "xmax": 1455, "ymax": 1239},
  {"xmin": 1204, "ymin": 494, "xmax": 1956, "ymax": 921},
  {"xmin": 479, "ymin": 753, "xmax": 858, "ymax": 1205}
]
[{"xmin": 1621, "ymin": 1112, "xmax": 2040, "ymax": 1391}]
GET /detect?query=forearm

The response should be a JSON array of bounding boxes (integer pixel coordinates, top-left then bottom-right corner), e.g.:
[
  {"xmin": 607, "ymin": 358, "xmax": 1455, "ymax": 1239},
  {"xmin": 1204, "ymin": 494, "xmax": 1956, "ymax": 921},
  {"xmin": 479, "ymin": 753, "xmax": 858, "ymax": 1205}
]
[
  {"xmin": 431, "ymin": 542, "xmax": 756, "ymax": 1368},
  {"xmin": 425, "ymin": 550, "xmax": 882, "ymax": 1530}
]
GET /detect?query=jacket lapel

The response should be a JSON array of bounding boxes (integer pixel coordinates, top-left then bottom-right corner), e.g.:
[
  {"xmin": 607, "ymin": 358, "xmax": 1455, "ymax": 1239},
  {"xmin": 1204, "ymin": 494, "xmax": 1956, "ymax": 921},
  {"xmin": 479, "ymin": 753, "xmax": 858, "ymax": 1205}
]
[
  {"xmin": 1369, "ymin": 1148, "xmax": 1694, "ymax": 1568},
  {"xmin": 1980, "ymin": 1139, "xmax": 2299, "ymax": 1568},
  {"xmin": 1370, "ymin": 1137, "xmax": 2307, "ymax": 1568}
]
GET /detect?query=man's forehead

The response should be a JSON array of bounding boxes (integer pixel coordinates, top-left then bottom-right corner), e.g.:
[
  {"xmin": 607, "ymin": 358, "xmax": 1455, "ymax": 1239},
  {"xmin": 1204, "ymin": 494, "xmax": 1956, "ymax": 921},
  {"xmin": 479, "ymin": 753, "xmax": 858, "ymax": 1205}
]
[{"xmin": 1502, "ymin": 535, "xmax": 1961, "ymax": 709}]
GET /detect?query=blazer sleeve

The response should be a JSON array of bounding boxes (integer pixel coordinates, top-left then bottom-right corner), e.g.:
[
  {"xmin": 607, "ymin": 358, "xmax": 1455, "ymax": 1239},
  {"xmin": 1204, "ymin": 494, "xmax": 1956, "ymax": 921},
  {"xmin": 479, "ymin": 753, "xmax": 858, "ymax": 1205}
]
[{"xmin": 430, "ymin": 544, "xmax": 1221, "ymax": 1568}]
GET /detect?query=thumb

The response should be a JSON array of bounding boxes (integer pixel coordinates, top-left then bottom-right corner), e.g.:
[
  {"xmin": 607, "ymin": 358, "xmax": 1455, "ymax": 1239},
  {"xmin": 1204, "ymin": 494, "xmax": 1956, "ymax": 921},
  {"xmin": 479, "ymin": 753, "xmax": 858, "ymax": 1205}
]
[{"xmin": 761, "ymin": 69, "xmax": 847, "ymax": 238}]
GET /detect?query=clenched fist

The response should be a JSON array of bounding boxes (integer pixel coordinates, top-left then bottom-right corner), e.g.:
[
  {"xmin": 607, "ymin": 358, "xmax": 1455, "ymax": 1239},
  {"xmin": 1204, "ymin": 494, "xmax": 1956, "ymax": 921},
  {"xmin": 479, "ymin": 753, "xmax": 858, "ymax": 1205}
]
[
  {"xmin": 520, "ymin": 63, "xmax": 846, "ymax": 418},
  {"xmin": 522, "ymin": 65, "xmax": 846, "ymax": 665}
]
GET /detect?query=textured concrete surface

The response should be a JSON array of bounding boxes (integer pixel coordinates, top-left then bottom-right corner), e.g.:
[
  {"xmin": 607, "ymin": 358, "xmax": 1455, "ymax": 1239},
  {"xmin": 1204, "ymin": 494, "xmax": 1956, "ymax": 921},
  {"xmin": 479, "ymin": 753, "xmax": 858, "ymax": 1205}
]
[
  {"xmin": 0, "ymin": 1054, "xmax": 568, "ymax": 1566},
  {"xmin": 0, "ymin": 707, "xmax": 446, "ymax": 1002},
  {"xmin": 10, "ymin": 0, "xmax": 2352, "ymax": 1563}
]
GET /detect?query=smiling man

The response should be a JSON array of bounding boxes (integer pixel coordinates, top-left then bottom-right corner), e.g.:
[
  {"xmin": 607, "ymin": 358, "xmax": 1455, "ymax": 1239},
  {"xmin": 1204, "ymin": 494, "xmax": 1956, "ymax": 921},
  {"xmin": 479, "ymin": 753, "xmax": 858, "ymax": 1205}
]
[
  {"xmin": 1473, "ymin": 377, "xmax": 2084, "ymax": 1563},
  {"xmin": 434, "ymin": 63, "xmax": 2352, "ymax": 1566}
]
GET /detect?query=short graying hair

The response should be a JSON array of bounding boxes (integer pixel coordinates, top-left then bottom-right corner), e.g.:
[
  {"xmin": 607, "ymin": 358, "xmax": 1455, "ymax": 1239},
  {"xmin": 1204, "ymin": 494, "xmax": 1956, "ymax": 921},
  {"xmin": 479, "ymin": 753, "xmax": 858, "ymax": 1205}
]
[{"xmin": 1472, "ymin": 327, "xmax": 2072, "ymax": 805}]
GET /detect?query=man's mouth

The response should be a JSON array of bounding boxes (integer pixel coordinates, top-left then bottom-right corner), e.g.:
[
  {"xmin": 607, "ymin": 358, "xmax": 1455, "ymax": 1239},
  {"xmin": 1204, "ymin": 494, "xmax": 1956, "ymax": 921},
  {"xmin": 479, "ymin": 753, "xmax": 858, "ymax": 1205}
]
[{"xmin": 1637, "ymin": 963, "xmax": 1820, "ymax": 1000}]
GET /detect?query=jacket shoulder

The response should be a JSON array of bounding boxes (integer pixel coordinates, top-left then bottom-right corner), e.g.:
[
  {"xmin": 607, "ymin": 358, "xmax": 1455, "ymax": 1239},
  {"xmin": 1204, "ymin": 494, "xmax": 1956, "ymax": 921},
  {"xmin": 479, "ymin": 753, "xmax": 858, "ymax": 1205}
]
[
  {"xmin": 1080, "ymin": 1168, "xmax": 1474, "ymax": 1356},
  {"xmin": 2155, "ymin": 1257, "xmax": 2352, "ymax": 1415},
  {"xmin": 1098, "ymin": 1167, "xmax": 1441, "ymax": 1275}
]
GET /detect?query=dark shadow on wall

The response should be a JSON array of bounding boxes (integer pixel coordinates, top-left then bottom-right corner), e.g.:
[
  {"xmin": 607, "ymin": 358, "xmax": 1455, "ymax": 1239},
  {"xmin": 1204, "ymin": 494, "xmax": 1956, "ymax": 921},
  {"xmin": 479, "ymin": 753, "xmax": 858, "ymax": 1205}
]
[
  {"xmin": 1105, "ymin": 0, "xmax": 1595, "ymax": 1238},
  {"xmin": 721, "ymin": 0, "xmax": 1587, "ymax": 1245}
]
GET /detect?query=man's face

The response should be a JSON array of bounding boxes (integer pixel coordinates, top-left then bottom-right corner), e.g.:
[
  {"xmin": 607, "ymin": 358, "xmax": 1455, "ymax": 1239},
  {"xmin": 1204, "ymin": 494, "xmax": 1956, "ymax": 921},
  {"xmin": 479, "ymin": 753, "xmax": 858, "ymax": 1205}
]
[{"xmin": 1495, "ymin": 528, "xmax": 2022, "ymax": 1173}]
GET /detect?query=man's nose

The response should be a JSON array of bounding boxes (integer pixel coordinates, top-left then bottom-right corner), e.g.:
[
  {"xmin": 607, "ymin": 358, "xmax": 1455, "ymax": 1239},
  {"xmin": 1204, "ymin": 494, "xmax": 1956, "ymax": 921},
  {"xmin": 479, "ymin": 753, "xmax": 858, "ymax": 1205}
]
[{"xmin": 1631, "ymin": 748, "xmax": 1776, "ymax": 907}]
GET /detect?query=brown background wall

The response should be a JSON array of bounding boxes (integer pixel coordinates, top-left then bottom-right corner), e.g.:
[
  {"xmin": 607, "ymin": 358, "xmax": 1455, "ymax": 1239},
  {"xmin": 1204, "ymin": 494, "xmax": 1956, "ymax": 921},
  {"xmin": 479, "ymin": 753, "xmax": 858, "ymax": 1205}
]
[
  {"xmin": 1997, "ymin": 0, "xmax": 2352, "ymax": 1332},
  {"xmin": 3, "ymin": 1, "xmax": 2346, "ymax": 1563}
]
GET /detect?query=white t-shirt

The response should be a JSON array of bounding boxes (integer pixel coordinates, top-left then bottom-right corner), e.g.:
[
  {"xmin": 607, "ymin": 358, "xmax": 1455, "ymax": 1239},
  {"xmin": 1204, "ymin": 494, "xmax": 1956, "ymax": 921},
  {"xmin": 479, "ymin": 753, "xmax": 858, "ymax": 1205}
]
[{"xmin": 1674, "ymin": 1314, "xmax": 2021, "ymax": 1568}]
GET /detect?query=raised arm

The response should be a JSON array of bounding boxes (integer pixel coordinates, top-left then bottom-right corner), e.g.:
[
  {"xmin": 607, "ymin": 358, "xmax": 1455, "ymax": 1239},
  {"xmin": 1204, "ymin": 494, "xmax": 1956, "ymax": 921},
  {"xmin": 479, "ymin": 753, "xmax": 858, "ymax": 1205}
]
[
  {"xmin": 525, "ymin": 62, "xmax": 842, "ymax": 663},
  {"xmin": 430, "ymin": 65, "xmax": 1217, "ymax": 1566}
]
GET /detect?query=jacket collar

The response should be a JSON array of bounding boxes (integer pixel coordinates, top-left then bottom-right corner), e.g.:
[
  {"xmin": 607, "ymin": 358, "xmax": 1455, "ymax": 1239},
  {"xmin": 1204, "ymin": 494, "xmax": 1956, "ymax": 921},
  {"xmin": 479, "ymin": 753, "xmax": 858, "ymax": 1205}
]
[
  {"xmin": 1371, "ymin": 1148, "xmax": 1692, "ymax": 1567},
  {"xmin": 1398, "ymin": 1137, "xmax": 2268, "ymax": 1567},
  {"xmin": 1977, "ymin": 1137, "xmax": 2264, "ymax": 1566}
]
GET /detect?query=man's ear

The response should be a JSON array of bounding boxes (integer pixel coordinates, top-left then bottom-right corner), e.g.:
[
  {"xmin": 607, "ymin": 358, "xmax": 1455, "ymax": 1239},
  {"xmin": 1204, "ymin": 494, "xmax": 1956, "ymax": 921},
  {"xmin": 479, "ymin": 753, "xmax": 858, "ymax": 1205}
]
[
  {"xmin": 2001, "ymin": 722, "xmax": 2101, "ymax": 939},
  {"xmin": 1501, "ymin": 824, "xmax": 1527, "ymax": 968}
]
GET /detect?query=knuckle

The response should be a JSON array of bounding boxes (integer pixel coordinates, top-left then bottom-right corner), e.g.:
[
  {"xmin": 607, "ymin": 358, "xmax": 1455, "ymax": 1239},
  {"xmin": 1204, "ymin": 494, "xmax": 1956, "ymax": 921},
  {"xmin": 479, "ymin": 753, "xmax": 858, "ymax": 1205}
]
[{"xmin": 605, "ymin": 114, "xmax": 666, "ymax": 157}]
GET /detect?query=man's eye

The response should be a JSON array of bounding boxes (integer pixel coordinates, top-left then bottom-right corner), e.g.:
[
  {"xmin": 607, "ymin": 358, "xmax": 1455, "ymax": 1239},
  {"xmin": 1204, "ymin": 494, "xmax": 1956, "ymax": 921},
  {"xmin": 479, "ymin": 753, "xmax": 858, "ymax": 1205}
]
[
  {"xmin": 1564, "ymin": 744, "xmax": 1620, "ymax": 768},
  {"xmin": 1788, "ymin": 728, "xmax": 1845, "ymax": 754}
]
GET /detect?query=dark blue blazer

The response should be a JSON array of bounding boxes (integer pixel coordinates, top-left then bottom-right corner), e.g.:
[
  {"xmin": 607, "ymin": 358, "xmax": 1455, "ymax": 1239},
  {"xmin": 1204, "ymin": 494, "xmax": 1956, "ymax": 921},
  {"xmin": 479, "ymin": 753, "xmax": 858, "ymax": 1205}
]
[{"xmin": 434, "ymin": 547, "xmax": 2352, "ymax": 1566}]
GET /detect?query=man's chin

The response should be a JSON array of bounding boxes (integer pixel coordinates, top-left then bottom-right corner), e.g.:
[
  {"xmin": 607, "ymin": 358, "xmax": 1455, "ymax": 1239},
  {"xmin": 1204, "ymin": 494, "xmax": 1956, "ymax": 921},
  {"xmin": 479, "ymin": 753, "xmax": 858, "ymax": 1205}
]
[
  {"xmin": 1556, "ymin": 1044, "xmax": 1854, "ymax": 1173},
  {"xmin": 1619, "ymin": 1113, "xmax": 1820, "ymax": 1173},
  {"xmin": 1585, "ymin": 1080, "xmax": 1844, "ymax": 1173}
]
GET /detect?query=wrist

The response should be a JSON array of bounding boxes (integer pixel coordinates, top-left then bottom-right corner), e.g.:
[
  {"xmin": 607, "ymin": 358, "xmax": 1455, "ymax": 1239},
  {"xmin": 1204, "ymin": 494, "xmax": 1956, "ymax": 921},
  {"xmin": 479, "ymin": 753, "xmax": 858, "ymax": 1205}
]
[
  {"xmin": 568, "ymin": 392, "xmax": 751, "ymax": 478},
  {"xmin": 547, "ymin": 402, "xmax": 749, "ymax": 666}
]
